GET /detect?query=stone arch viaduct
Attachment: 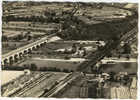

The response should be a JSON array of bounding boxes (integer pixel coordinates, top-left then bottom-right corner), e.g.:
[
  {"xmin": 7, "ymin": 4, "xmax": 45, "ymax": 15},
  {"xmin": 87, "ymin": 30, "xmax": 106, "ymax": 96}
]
[{"xmin": 1, "ymin": 35, "xmax": 58, "ymax": 66}]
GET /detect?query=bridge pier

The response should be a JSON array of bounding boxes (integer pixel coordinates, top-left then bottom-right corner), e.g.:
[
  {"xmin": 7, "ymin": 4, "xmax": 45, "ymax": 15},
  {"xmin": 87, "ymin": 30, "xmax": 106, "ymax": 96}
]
[
  {"xmin": 28, "ymin": 48, "xmax": 32, "ymax": 54},
  {"xmin": 32, "ymin": 46, "xmax": 37, "ymax": 51},
  {"xmin": 24, "ymin": 50, "xmax": 28, "ymax": 55},
  {"xmin": 19, "ymin": 53, "xmax": 23, "ymax": 60},
  {"xmin": 1, "ymin": 61, "xmax": 5, "ymax": 69},
  {"xmin": 3, "ymin": 59, "xmax": 9, "ymax": 67},
  {"xmin": 36, "ymin": 44, "xmax": 40, "ymax": 49},
  {"xmin": 40, "ymin": 42, "xmax": 46, "ymax": 47},
  {"xmin": 40, "ymin": 43, "xmax": 44, "ymax": 48}
]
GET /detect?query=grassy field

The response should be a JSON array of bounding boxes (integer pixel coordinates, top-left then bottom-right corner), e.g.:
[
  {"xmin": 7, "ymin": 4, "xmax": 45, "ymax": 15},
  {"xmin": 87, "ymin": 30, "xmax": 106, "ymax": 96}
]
[
  {"xmin": 15, "ymin": 41, "xmax": 97, "ymax": 71},
  {"xmin": 76, "ymin": 6, "xmax": 131, "ymax": 17},
  {"xmin": 18, "ymin": 58, "xmax": 86, "ymax": 71},
  {"xmin": 2, "ymin": 41, "xmax": 30, "ymax": 54}
]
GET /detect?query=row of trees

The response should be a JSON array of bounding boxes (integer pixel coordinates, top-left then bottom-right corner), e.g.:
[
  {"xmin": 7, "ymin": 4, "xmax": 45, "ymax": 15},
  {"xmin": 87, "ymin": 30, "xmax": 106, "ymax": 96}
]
[
  {"xmin": 4, "ymin": 63, "xmax": 74, "ymax": 73},
  {"xmin": 3, "ymin": 13, "xmax": 63, "ymax": 23}
]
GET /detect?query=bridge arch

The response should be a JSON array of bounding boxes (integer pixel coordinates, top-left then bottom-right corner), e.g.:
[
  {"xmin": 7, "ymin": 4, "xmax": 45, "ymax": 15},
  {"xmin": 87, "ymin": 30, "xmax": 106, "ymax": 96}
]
[
  {"xmin": 14, "ymin": 54, "xmax": 19, "ymax": 63},
  {"xmin": 36, "ymin": 44, "xmax": 40, "ymax": 49},
  {"xmin": 24, "ymin": 50, "xmax": 28, "ymax": 54},
  {"xmin": 42, "ymin": 42, "xmax": 47, "ymax": 46},
  {"xmin": 40, "ymin": 43, "xmax": 44, "ymax": 47},
  {"xmin": 9, "ymin": 56, "xmax": 14, "ymax": 65},
  {"xmin": 32, "ymin": 46, "xmax": 37, "ymax": 50},
  {"xmin": 3, "ymin": 59, "xmax": 9, "ymax": 66},
  {"xmin": 27, "ymin": 48, "xmax": 32, "ymax": 54}
]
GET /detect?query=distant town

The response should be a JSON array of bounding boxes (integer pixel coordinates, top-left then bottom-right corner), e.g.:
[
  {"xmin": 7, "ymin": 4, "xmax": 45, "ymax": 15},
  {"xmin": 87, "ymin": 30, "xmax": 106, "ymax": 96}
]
[{"xmin": 1, "ymin": 2, "xmax": 138, "ymax": 99}]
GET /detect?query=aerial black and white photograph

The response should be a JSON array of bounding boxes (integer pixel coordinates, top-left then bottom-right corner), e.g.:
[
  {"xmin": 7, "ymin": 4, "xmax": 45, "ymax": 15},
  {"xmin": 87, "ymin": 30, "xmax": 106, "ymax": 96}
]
[{"xmin": 1, "ymin": 1, "xmax": 138, "ymax": 99}]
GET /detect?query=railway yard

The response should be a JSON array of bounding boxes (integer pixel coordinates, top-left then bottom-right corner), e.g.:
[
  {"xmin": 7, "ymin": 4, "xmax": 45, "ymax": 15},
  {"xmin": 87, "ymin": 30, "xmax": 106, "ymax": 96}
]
[{"xmin": 1, "ymin": 2, "xmax": 138, "ymax": 99}]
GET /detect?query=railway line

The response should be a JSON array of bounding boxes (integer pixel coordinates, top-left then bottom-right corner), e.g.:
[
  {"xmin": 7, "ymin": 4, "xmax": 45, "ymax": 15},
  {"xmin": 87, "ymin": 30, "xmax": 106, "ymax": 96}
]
[
  {"xmin": 41, "ymin": 72, "xmax": 80, "ymax": 97},
  {"xmin": 120, "ymin": 26, "xmax": 137, "ymax": 46},
  {"xmin": 8, "ymin": 72, "xmax": 79, "ymax": 97},
  {"xmin": 121, "ymin": 27, "xmax": 137, "ymax": 41},
  {"xmin": 9, "ymin": 73, "xmax": 52, "ymax": 97}
]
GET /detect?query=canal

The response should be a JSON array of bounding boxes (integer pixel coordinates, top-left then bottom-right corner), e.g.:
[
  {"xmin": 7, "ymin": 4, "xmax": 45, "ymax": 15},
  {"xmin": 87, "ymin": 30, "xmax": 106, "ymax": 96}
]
[{"xmin": 100, "ymin": 62, "xmax": 137, "ymax": 74}]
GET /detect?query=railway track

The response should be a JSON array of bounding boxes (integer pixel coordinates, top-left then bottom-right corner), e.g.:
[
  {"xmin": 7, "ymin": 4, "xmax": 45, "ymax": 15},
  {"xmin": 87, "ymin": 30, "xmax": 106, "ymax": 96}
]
[
  {"xmin": 120, "ymin": 26, "xmax": 137, "ymax": 46},
  {"xmin": 121, "ymin": 27, "xmax": 137, "ymax": 42},
  {"xmin": 41, "ymin": 72, "xmax": 80, "ymax": 97},
  {"xmin": 9, "ymin": 73, "xmax": 53, "ymax": 97},
  {"xmin": 8, "ymin": 72, "xmax": 79, "ymax": 97}
]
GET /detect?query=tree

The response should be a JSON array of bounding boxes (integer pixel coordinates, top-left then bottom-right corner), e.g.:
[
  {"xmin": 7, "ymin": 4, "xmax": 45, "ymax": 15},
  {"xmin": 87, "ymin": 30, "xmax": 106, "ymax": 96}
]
[
  {"xmin": 27, "ymin": 35, "xmax": 32, "ymax": 41},
  {"xmin": 30, "ymin": 63, "xmax": 37, "ymax": 71},
  {"xmin": 63, "ymin": 69, "xmax": 69, "ymax": 73},
  {"xmin": 39, "ymin": 67, "xmax": 48, "ymax": 71},
  {"xmin": 123, "ymin": 43, "xmax": 131, "ymax": 54},
  {"xmin": 2, "ymin": 35, "xmax": 8, "ymax": 41}
]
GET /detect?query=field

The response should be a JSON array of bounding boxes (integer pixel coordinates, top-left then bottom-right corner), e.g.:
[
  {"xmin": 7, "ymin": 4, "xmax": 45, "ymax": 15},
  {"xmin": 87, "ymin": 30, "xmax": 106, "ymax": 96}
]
[
  {"xmin": 18, "ymin": 58, "xmax": 87, "ymax": 71},
  {"xmin": 2, "ymin": 20, "xmax": 60, "ymax": 54},
  {"xmin": 2, "ymin": 41, "xmax": 31, "ymax": 54},
  {"xmin": 75, "ymin": 6, "xmax": 132, "ymax": 17},
  {"xmin": 35, "ymin": 40, "xmax": 97, "ymax": 55},
  {"xmin": 15, "ymin": 41, "xmax": 97, "ymax": 71},
  {"xmin": 1, "ymin": 71, "xmax": 24, "ymax": 85}
]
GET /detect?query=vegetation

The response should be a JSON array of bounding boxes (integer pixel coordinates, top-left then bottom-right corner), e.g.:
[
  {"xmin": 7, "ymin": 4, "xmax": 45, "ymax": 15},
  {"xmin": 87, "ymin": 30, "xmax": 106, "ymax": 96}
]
[
  {"xmin": 123, "ymin": 43, "xmax": 131, "ymax": 54},
  {"xmin": 29, "ymin": 63, "xmax": 38, "ymax": 71},
  {"xmin": 2, "ymin": 35, "xmax": 8, "ymax": 41},
  {"xmin": 4, "ymin": 64, "xmax": 73, "ymax": 73},
  {"xmin": 39, "ymin": 67, "xmax": 72, "ymax": 73},
  {"xmin": 58, "ymin": 14, "xmax": 137, "ymax": 41}
]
